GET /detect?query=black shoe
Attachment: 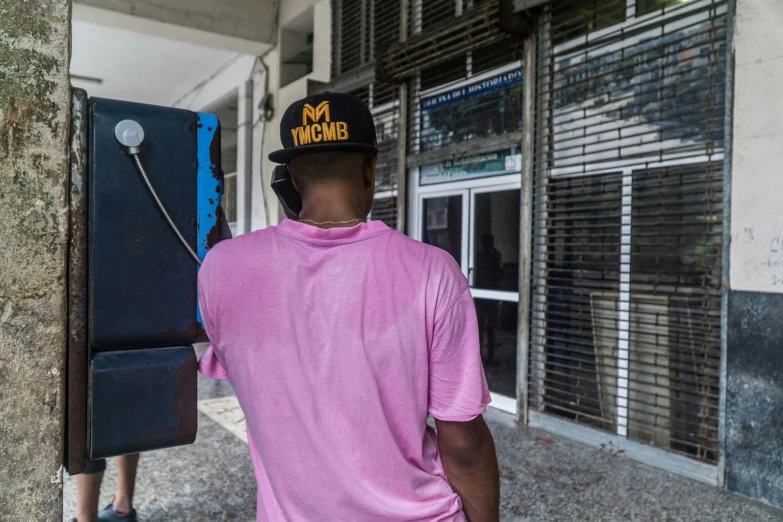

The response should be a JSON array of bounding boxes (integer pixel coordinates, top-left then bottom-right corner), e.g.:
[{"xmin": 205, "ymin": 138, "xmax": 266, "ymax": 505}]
[{"xmin": 97, "ymin": 504, "xmax": 137, "ymax": 522}]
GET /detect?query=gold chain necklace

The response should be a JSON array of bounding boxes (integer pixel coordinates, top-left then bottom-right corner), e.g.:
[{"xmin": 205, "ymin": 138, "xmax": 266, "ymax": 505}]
[{"xmin": 298, "ymin": 218, "xmax": 365, "ymax": 226}]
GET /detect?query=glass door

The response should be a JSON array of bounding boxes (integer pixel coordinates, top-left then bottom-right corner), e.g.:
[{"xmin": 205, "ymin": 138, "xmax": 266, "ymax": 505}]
[
  {"xmin": 418, "ymin": 183, "xmax": 521, "ymax": 413},
  {"xmin": 419, "ymin": 190, "xmax": 469, "ymax": 274},
  {"xmin": 469, "ymin": 186, "xmax": 521, "ymax": 410}
]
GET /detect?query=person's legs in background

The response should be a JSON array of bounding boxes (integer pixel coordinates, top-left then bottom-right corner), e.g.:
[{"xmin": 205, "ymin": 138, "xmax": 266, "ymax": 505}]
[
  {"xmin": 74, "ymin": 459, "xmax": 106, "ymax": 522},
  {"xmin": 107, "ymin": 453, "xmax": 140, "ymax": 516},
  {"xmin": 73, "ymin": 454, "xmax": 140, "ymax": 522}
]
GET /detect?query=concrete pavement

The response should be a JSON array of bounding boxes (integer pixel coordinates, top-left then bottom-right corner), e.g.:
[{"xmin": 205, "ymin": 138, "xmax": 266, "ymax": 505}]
[{"xmin": 64, "ymin": 374, "xmax": 782, "ymax": 521}]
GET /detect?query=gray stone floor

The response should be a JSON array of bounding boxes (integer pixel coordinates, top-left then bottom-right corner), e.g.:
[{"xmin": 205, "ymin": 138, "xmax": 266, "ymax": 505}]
[{"xmin": 64, "ymin": 374, "xmax": 783, "ymax": 521}]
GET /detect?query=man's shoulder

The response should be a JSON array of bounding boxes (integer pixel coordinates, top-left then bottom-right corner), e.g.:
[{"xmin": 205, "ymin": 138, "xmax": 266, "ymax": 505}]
[
  {"xmin": 203, "ymin": 227, "xmax": 275, "ymax": 268},
  {"xmin": 383, "ymin": 230, "xmax": 465, "ymax": 283},
  {"xmin": 386, "ymin": 229, "xmax": 457, "ymax": 263}
]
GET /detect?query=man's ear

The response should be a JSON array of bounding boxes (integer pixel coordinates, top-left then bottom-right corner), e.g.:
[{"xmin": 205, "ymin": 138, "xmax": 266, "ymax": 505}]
[
  {"xmin": 288, "ymin": 164, "xmax": 301, "ymax": 193},
  {"xmin": 365, "ymin": 155, "xmax": 378, "ymax": 188}
]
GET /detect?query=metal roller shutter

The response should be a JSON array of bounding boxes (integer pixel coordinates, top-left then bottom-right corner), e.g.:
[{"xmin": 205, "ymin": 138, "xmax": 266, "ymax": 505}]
[
  {"xmin": 529, "ymin": 0, "xmax": 727, "ymax": 464},
  {"xmin": 401, "ymin": 1, "xmax": 525, "ymax": 163},
  {"xmin": 332, "ymin": 0, "xmax": 403, "ymax": 229},
  {"xmin": 365, "ymin": 81, "xmax": 402, "ymax": 229},
  {"xmin": 332, "ymin": 0, "xmax": 401, "ymax": 78},
  {"xmin": 409, "ymin": 34, "xmax": 525, "ymax": 158}
]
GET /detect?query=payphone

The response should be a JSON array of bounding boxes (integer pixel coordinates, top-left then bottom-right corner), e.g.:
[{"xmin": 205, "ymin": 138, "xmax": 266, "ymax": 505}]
[{"xmin": 65, "ymin": 89, "xmax": 227, "ymax": 474}]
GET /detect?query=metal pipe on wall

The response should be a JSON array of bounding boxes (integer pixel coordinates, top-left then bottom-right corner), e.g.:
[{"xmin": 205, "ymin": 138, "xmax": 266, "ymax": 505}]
[{"xmin": 518, "ymin": 30, "xmax": 537, "ymax": 424}]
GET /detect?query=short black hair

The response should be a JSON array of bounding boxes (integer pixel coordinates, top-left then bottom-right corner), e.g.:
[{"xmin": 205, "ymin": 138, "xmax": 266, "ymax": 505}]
[{"xmin": 289, "ymin": 151, "xmax": 374, "ymax": 190}]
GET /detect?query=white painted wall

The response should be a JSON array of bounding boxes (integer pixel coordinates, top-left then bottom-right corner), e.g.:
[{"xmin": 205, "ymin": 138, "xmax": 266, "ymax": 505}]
[
  {"xmin": 174, "ymin": 54, "xmax": 257, "ymax": 111},
  {"xmin": 729, "ymin": 0, "xmax": 783, "ymax": 292}
]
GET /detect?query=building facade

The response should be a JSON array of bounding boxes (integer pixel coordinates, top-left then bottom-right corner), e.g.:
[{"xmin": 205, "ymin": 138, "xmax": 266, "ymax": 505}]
[
  {"xmin": 186, "ymin": 0, "xmax": 783, "ymax": 510},
  {"xmin": 326, "ymin": 0, "xmax": 728, "ymax": 484}
]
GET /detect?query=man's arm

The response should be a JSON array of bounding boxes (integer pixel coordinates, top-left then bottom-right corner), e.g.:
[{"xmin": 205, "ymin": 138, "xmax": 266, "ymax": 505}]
[{"xmin": 435, "ymin": 416, "xmax": 500, "ymax": 522}]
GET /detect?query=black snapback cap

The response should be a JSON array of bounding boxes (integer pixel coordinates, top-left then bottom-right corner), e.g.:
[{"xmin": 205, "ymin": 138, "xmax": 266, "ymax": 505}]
[{"xmin": 268, "ymin": 92, "xmax": 378, "ymax": 164}]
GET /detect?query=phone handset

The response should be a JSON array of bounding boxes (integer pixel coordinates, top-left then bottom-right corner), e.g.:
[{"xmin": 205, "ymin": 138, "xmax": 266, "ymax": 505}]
[{"xmin": 271, "ymin": 164, "xmax": 303, "ymax": 220}]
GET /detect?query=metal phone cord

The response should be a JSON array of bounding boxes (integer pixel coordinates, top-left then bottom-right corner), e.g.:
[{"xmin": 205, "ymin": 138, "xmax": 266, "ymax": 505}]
[
  {"xmin": 131, "ymin": 154, "xmax": 202, "ymax": 265},
  {"xmin": 114, "ymin": 119, "xmax": 202, "ymax": 265}
]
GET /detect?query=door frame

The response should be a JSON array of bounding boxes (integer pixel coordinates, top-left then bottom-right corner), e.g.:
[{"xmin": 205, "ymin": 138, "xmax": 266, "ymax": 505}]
[
  {"xmin": 415, "ymin": 187, "xmax": 470, "ymax": 279},
  {"xmin": 468, "ymin": 181, "xmax": 522, "ymax": 303},
  {"xmin": 413, "ymin": 172, "xmax": 523, "ymax": 414}
]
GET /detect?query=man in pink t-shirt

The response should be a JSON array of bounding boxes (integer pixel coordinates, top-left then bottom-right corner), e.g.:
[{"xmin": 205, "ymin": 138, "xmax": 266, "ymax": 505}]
[{"xmin": 198, "ymin": 92, "xmax": 499, "ymax": 521}]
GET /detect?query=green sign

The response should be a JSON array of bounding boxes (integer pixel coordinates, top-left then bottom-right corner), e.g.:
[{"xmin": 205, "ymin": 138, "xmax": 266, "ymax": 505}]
[{"xmin": 420, "ymin": 149, "xmax": 521, "ymax": 185}]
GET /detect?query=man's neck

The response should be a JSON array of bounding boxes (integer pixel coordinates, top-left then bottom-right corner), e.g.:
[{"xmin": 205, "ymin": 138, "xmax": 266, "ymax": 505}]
[{"xmin": 298, "ymin": 192, "xmax": 366, "ymax": 229}]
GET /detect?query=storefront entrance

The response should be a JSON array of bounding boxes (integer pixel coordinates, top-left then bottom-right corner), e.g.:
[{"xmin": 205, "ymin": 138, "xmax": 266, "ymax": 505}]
[{"xmin": 413, "ymin": 169, "xmax": 521, "ymax": 413}]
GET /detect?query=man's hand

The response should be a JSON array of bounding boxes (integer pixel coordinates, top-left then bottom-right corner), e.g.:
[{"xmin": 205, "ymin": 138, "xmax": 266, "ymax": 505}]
[{"xmin": 435, "ymin": 415, "xmax": 500, "ymax": 522}]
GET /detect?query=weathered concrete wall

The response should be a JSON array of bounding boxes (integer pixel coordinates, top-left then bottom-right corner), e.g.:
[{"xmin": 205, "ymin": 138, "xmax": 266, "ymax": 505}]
[
  {"xmin": 724, "ymin": 0, "xmax": 783, "ymax": 510},
  {"xmin": 729, "ymin": 0, "xmax": 783, "ymax": 292},
  {"xmin": 726, "ymin": 291, "xmax": 783, "ymax": 508},
  {"xmin": 0, "ymin": 1, "xmax": 72, "ymax": 520}
]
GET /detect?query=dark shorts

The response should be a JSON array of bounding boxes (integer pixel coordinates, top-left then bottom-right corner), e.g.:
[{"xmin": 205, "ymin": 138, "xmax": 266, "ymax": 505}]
[{"xmin": 83, "ymin": 458, "xmax": 107, "ymax": 474}]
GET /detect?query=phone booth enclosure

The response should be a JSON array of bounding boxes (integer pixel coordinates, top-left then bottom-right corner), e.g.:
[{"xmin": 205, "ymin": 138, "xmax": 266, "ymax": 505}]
[{"xmin": 76, "ymin": 97, "xmax": 222, "ymax": 464}]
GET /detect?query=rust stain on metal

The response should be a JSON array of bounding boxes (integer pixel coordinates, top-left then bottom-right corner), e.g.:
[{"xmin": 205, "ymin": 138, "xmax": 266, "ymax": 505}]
[
  {"xmin": 66, "ymin": 88, "xmax": 89, "ymax": 475},
  {"xmin": 164, "ymin": 320, "xmax": 206, "ymax": 342}
]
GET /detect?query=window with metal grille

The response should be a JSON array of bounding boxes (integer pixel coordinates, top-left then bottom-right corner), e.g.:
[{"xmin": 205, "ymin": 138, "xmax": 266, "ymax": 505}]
[
  {"xmin": 551, "ymin": 0, "xmax": 626, "ymax": 45},
  {"xmin": 331, "ymin": 0, "xmax": 403, "ymax": 230},
  {"xmin": 412, "ymin": 35, "xmax": 524, "ymax": 158},
  {"xmin": 419, "ymin": 65, "xmax": 523, "ymax": 154},
  {"xmin": 371, "ymin": 195, "xmax": 398, "ymax": 228},
  {"xmin": 420, "ymin": 56, "xmax": 467, "ymax": 92},
  {"xmin": 529, "ymin": 0, "xmax": 726, "ymax": 464},
  {"xmin": 348, "ymin": 85, "xmax": 371, "ymax": 106},
  {"xmin": 346, "ymin": 81, "xmax": 401, "ymax": 229},
  {"xmin": 410, "ymin": 0, "xmax": 491, "ymax": 35},
  {"xmin": 372, "ymin": 84, "xmax": 400, "ymax": 194},
  {"xmin": 638, "ymin": 0, "xmax": 692, "ymax": 16},
  {"xmin": 332, "ymin": 0, "xmax": 401, "ymax": 77},
  {"xmin": 422, "ymin": 0, "xmax": 456, "ymax": 31}
]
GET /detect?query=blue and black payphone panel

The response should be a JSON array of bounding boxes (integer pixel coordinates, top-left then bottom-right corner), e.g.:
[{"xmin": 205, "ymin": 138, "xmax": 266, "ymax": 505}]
[
  {"xmin": 89, "ymin": 98, "xmax": 222, "ymax": 350},
  {"xmin": 65, "ymin": 96, "xmax": 226, "ymax": 468}
]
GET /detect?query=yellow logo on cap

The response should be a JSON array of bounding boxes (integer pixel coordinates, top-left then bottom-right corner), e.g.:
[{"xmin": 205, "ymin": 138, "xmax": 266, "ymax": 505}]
[
  {"xmin": 302, "ymin": 101, "xmax": 330, "ymax": 126},
  {"xmin": 291, "ymin": 101, "xmax": 349, "ymax": 147}
]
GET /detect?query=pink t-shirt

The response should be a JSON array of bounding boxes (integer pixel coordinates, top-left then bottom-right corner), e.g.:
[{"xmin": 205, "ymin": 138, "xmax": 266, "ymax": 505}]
[{"xmin": 198, "ymin": 219, "xmax": 491, "ymax": 521}]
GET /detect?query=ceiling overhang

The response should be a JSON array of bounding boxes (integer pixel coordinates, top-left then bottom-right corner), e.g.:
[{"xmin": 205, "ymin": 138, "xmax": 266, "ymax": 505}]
[{"xmin": 73, "ymin": 0, "xmax": 278, "ymax": 55}]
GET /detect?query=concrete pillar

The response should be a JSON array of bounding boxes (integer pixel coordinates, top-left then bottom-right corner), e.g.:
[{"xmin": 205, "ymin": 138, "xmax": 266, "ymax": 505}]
[
  {"xmin": 236, "ymin": 80, "xmax": 253, "ymax": 235},
  {"xmin": 251, "ymin": 59, "xmax": 273, "ymax": 231},
  {"xmin": 0, "ymin": 1, "xmax": 72, "ymax": 521},
  {"xmin": 724, "ymin": 0, "xmax": 783, "ymax": 509}
]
